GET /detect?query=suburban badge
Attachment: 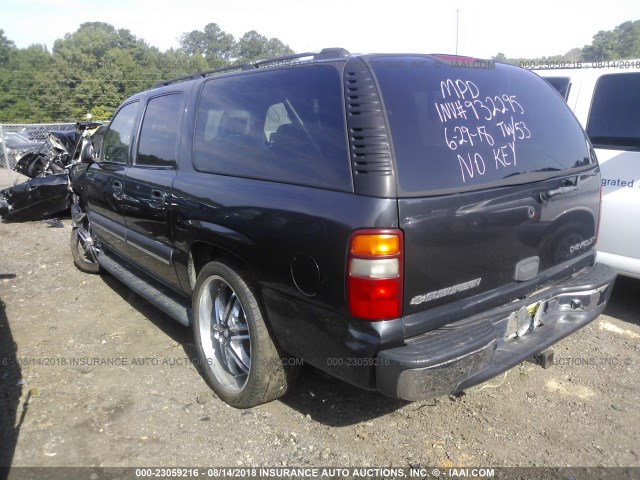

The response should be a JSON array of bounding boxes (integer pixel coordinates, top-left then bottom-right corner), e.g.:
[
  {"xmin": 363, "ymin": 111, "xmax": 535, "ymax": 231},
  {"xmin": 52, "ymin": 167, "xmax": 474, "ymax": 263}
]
[{"xmin": 410, "ymin": 278, "xmax": 482, "ymax": 305}]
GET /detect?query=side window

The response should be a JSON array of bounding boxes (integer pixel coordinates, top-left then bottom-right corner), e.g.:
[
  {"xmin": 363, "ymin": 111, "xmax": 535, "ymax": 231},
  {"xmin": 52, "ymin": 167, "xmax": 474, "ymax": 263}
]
[
  {"xmin": 102, "ymin": 101, "xmax": 139, "ymax": 163},
  {"xmin": 193, "ymin": 66, "xmax": 351, "ymax": 191},
  {"xmin": 136, "ymin": 93, "xmax": 183, "ymax": 167},
  {"xmin": 587, "ymin": 73, "xmax": 640, "ymax": 149},
  {"xmin": 542, "ymin": 77, "xmax": 571, "ymax": 100}
]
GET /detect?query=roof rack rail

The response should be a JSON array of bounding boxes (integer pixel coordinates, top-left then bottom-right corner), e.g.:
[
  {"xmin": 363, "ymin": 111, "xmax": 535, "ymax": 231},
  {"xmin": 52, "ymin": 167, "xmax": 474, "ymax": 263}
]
[
  {"xmin": 314, "ymin": 48, "xmax": 350, "ymax": 60},
  {"xmin": 153, "ymin": 64, "xmax": 245, "ymax": 88},
  {"xmin": 153, "ymin": 48, "xmax": 350, "ymax": 88}
]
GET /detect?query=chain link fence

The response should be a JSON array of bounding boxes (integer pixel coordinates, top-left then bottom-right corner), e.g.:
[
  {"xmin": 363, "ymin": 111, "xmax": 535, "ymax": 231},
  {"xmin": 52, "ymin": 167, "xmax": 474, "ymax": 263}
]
[{"xmin": 0, "ymin": 123, "xmax": 78, "ymax": 188}]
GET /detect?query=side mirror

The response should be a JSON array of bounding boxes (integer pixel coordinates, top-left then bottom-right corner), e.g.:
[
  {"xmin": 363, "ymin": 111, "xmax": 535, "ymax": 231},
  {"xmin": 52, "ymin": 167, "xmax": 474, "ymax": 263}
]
[{"xmin": 80, "ymin": 142, "xmax": 95, "ymax": 163}]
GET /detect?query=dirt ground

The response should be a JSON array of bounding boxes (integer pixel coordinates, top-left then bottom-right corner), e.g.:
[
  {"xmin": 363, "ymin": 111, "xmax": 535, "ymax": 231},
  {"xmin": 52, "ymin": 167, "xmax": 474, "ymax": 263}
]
[{"xmin": 0, "ymin": 216, "xmax": 639, "ymax": 469}]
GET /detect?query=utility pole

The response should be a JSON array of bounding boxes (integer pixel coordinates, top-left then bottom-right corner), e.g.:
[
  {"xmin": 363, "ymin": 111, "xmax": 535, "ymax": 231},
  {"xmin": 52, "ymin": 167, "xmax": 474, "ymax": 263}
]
[{"xmin": 456, "ymin": 9, "xmax": 460, "ymax": 55}]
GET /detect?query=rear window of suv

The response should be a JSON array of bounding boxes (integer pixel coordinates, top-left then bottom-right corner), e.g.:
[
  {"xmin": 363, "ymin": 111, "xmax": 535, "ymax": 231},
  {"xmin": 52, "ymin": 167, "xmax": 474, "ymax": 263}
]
[{"xmin": 370, "ymin": 57, "xmax": 594, "ymax": 195}]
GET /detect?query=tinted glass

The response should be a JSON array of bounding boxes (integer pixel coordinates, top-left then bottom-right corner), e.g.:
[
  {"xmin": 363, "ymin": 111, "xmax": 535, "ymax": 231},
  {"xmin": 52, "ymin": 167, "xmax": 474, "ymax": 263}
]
[
  {"xmin": 371, "ymin": 57, "xmax": 593, "ymax": 195},
  {"xmin": 136, "ymin": 93, "xmax": 183, "ymax": 167},
  {"xmin": 102, "ymin": 101, "xmax": 139, "ymax": 164},
  {"xmin": 542, "ymin": 77, "xmax": 571, "ymax": 100},
  {"xmin": 193, "ymin": 66, "xmax": 350, "ymax": 190},
  {"xmin": 5, "ymin": 133, "xmax": 30, "ymax": 145},
  {"xmin": 587, "ymin": 73, "xmax": 640, "ymax": 149}
]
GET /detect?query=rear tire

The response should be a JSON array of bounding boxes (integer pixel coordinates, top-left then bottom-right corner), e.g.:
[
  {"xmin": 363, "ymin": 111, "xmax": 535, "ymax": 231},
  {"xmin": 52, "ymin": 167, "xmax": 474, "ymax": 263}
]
[{"xmin": 192, "ymin": 260, "xmax": 296, "ymax": 408}]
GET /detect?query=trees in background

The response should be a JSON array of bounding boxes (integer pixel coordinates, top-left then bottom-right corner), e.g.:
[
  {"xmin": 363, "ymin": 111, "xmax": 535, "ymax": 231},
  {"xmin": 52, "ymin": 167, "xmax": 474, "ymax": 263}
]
[
  {"xmin": 0, "ymin": 22, "xmax": 293, "ymax": 123},
  {"xmin": 0, "ymin": 30, "xmax": 15, "ymax": 64},
  {"xmin": 582, "ymin": 21, "xmax": 640, "ymax": 61},
  {"xmin": 235, "ymin": 31, "xmax": 293, "ymax": 62},
  {"xmin": 494, "ymin": 19, "xmax": 640, "ymax": 65}
]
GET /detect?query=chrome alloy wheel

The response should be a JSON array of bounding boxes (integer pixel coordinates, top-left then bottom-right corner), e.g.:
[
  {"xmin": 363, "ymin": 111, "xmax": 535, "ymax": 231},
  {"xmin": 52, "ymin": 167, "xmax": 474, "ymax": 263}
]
[
  {"xmin": 76, "ymin": 223, "xmax": 100, "ymax": 264},
  {"xmin": 197, "ymin": 275, "xmax": 251, "ymax": 394}
]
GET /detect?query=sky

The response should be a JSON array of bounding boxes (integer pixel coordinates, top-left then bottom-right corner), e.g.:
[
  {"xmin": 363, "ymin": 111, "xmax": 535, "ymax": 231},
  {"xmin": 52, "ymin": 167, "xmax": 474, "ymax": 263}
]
[{"xmin": 1, "ymin": 0, "xmax": 638, "ymax": 59}]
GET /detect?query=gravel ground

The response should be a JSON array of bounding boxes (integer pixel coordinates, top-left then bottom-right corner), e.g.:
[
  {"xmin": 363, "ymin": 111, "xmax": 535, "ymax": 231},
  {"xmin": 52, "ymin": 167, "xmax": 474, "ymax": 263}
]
[{"xmin": 0, "ymin": 217, "xmax": 638, "ymax": 469}]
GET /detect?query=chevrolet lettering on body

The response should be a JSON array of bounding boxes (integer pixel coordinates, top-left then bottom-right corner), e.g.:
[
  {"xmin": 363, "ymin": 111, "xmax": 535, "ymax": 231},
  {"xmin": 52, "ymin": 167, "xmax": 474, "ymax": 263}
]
[{"xmin": 410, "ymin": 278, "xmax": 483, "ymax": 305}]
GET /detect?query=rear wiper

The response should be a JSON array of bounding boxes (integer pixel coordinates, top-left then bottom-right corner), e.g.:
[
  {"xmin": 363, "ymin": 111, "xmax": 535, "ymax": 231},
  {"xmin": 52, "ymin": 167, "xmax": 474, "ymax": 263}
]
[{"xmin": 538, "ymin": 176, "xmax": 578, "ymax": 202}]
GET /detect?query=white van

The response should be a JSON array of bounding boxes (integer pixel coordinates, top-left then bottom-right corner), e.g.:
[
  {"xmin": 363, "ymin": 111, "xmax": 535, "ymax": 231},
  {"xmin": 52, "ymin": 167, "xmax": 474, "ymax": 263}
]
[{"xmin": 535, "ymin": 62, "xmax": 640, "ymax": 278}]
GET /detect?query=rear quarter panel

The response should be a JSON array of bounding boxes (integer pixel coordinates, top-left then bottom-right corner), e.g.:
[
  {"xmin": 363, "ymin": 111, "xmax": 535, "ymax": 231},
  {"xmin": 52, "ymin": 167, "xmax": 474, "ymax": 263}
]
[{"xmin": 170, "ymin": 169, "xmax": 401, "ymax": 388}]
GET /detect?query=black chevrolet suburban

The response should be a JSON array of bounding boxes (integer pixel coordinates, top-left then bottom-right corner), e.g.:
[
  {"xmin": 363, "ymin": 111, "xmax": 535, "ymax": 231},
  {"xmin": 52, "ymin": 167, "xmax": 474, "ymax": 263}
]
[{"xmin": 70, "ymin": 49, "xmax": 617, "ymax": 408}]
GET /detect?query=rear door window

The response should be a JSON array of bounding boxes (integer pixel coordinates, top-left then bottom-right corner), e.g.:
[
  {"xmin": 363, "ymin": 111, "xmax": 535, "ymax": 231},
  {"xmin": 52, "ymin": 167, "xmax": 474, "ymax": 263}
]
[
  {"xmin": 587, "ymin": 73, "xmax": 640, "ymax": 149},
  {"xmin": 102, "ymin": 102, "xmax": 139, "ymax": 164},
  {"xmin": 370, "ymin": 57, "xmax": 594, "ymax": 195},
  {"xmin": 193, "ymin": 66, "xmax": 351, "ymax": 191},
  {"xmin": 136, "ymin": 93, "xmax": 183, "ymax": 167}
]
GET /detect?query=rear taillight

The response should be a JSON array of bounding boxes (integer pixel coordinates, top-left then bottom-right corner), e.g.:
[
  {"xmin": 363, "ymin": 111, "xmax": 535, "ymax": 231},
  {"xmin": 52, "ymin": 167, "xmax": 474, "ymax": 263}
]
[{"xmin": 347, "ymin": 229, "xmax": 403, "ymax": 321}]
